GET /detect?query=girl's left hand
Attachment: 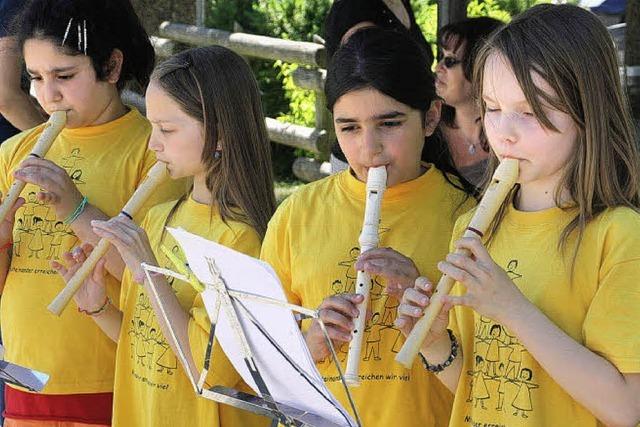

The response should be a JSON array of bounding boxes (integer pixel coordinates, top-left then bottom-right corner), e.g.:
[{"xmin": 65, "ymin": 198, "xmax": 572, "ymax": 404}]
[
  {"xmin": 355, "ymin": 247, "xmax": 420, "ymax": 299},
  {"xmin": 438, "ymin": 237, "xmax": 531, "ymax": 325},
  {"xmin": 90, "ymin": 216, "xmax": 157, "ymax": 282},
  {"xmin": 52, "ymin": 243, "xmax": 108, "ymax": 313},
  {"xmin": 13, "ymin": 157, "xmax": 84, "ymax": 219}
]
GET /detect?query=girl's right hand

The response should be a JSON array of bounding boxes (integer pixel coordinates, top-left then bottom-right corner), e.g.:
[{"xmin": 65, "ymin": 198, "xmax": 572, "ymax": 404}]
[
  {"xmin": 90, "ymin": 216, "xmax": 157, "ymax": 283},
  {"xmin": 52, "ymin": 243, "xmax": 107, "ymax": 313},
  {"xmin": 0, "ymin": 196, "xmax": 24, "ymax": 246},
  {"xmin": 395, "ymin": 276, "xmax": 452, "ymax": 352},
  {"xmin": 305, "ymin": 293, "xmax": 364, "ymax": 362}
]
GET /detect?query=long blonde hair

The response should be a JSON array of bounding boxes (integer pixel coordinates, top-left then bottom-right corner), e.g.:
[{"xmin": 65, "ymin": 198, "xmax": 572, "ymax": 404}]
[
  {"xmin": 473, "ymin": 4, "xmax": 640, "ymax": 257},
  {"xmin": 152, "ymin": 46, "xmax": 276, "ymax": 238}
]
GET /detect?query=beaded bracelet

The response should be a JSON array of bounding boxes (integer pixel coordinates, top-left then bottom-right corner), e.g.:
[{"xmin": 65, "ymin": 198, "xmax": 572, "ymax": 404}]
[
  {"xmin": 419, "ymin": 329, "xmax": 459, "ymax": 373},
  {"xmin": 63, "ymin": 196, "xmax": 88, "ymax": 225},
  {"xmin": 78, "ymin": 296, "xmax": 111, "ymax": 316}
]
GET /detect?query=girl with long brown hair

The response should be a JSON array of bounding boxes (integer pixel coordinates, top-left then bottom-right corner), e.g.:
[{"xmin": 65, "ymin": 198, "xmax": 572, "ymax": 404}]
[
  {"xmin": 397, "ymin": 4, "xmax": 640, "ymax": 426},
  {"xmin": 54, "ymin": 46, "xmax": 274, "ymax": 427}
]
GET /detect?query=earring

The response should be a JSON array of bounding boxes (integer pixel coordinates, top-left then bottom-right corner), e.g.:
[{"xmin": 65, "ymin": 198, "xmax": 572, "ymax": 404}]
[{"xmin": 214, "ymin": 150, "xmax": 222, "ymax": 160}]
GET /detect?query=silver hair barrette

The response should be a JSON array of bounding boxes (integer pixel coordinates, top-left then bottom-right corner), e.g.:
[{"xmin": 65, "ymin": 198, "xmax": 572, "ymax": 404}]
[
  {"xmin": 61, "ymin": 18, "xmax": 73, "ymax": 47},
  {"xmin": 83, "ymin": 20, "xmax": 87, "ymax": 55},
  {"xmin": 77, "ymin": 22, "xmax": 81, "ymax": 51}
]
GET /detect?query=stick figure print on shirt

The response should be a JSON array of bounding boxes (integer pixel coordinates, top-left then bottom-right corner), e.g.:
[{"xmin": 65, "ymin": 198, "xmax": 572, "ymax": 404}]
[{"xmin": 512, "ymin": 368, "xmax": 539, "ymax": 418}]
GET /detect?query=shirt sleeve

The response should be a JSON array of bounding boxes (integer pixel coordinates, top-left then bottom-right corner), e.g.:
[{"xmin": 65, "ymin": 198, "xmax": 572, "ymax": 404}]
[
  {"xmin": 0, "ymin": 130, "xmax": 27, "ymax": 196},
  {"xmin": 259, "ymin": 197, "xmax": 300, "ymax": 306},
  {"xmin": 583, "ymin": 211, "xmax": 640, "ymax": 373}
]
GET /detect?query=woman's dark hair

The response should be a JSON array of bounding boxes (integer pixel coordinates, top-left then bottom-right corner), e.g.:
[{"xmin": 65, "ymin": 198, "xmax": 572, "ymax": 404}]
[
  {"xmin": 324, "ymin": 0, "xmax": 433, "ymax": 64},
  {"xmin": 13, "ymin": 0, "xmax": 154, "ymax": 92},
  {"xmin": 326, "ymin": 27, "xmax": 475, "ymax": 196},
  {"xmin": 439, "ymin": 17, "xmax": 503, "ymax": 128}
]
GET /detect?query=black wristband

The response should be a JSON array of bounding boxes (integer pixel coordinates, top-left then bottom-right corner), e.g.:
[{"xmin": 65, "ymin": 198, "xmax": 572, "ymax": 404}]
[{"xmin": 419, "ymin": 329, "xmax": 459, "ymax": 373}]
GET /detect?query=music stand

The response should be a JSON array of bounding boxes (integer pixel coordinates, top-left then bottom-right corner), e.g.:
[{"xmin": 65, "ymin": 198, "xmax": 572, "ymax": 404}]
[{"xmin": 142, "ymin": 227, "xmax": 361, "ymax": 427}]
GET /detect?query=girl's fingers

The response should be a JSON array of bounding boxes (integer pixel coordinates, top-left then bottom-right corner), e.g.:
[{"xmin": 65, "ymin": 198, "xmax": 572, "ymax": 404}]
[
  {"xmin": 319, "ymin": 294, "xmax": 361, "ymax": 320},
  {"xmin": 51, "ymin": 260, "xmax": 67, "ymax": 276},
  {"xmin": 394, "ymin": 315, "xmax": 410, "ymax": 329},
  {"xmin": 72, "ymin": 246, "xmax": 88, "ymax": 264},
  {"xmin": 415, "ymin": 276, "xmax": 433, "ymax": 294},
  {"xmin": 323, "ymin": 325, "xmax": 352, "ymax": 343},
  {"xmin": 437, "ymin": 260, "xmax": 479, "ymax": 289},
  {"xmin": 111, "ymin": 215, "xmax": 139, "ymax": 231},
  {"xmin": 92, "ymin": 220, "xmax": 137, "ymax": 244},
  {"xmin": 454, "ymin": 237, "xmax": 493, "ymax": 265},
  {"xmin": 19, "ymin": 157, "xmax": 60, "ymax": 171},
  {"xmin": 14, "ymin": 166, "xmax": 65, "ymax": 191},
  {"xmin": 356, "ymin": 248, "xmax": 419, "ymax": 280},
  {"xmin": 318, "ymin": 307, "xmax": 354, "ymax": 330},
  {"xmin": 445, "ymin": 252, "xmax": 485, "ymax": 279},
  {"xmin": 398, "ymin": 301, "xmax": 425, "ymax": 318},
  {"xmin": 37, "ymin": 191, "xmax": 60, "ymax": 205},
  {"xmin": 91, "ymin": 223, "xmax": 130, "ymax": 248},
  {"xmin": 403, "ymin": 287, "xmax": 430, "ymax": 308},
  {"xmin": 443, "ymin": 294, "xmax": 473, "ymax": 308},
  {"xmin": 79, "ymin": 242, "xmax": 95, "ymax": 255},
  {"xmin": 61, "ymin": 250, "xmax": 76, "ymax": 265}
]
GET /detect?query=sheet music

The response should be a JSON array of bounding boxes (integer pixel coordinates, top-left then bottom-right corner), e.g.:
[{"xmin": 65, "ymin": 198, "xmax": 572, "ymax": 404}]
[
  {"xmin": 167, "ymin": 227, "xmax": 356, "ymax": 427},
  {"xmin": 0, "ymin": 346, "xmax": 49, "ymax": 392}
]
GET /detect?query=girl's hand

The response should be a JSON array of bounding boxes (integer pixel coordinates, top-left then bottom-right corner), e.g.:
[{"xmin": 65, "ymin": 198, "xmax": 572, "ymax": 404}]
[
  {"xmin": 13, "ymin": 157, "xmax": 84, "ymax": 219},
  {"xmin": 355, "ymin": 247, "xmax": 420, "ymax": 299},
  {"xmin": 52, "ymin": 243, "xmax": 108, "ymax": 312},
  {"xmin": 0, "ymin": 196, "xmax": 24, "ymax": 246},
  {"xmin": 305, "ymin": 293, "xmax": 365, "ymax": 362},
  {"xmin": 90, "ymin": 216, "xmax": 157, "ymax": 282},
  {"xmin": 438, "ymin": 237, "xmax": 530, "ymax": 325},
  {"xmin": 395, "ymin": 277, "xmax": 452, "ymax": 351}
]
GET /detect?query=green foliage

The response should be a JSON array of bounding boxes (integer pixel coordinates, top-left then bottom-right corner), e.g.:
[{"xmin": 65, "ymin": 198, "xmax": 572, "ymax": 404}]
[
  {"xmin": 205, "ymin": 0, "xmax": 330, "ymax": 179},
  {"xmin": 253, "ymin": 0, "xmax": 331, "ymax": 40},
  {"xmin": 277, "ymin": 62, "xmax": 317, "ymax": 128},
  {"xmin": 467, "ymin": 0, "xmax": 512, "ymax": 21},
  {"xmin": 411, "ymin": 0, "xmax": 439, "ymax": 45}
]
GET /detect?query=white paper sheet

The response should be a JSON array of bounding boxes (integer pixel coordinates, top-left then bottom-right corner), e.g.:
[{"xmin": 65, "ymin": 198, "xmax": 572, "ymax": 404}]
[{"xmin": 167, "ymin": 227, "xmax": 356, "ymax": 427}]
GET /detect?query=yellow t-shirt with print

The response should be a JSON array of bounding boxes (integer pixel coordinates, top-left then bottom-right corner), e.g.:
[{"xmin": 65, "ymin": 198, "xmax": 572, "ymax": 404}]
[
  {"xmin": 0, "ymin": 108, "xmax": 186, "ymax": 394},
  {"xmin": 112, "ymin": 196, "xmax": 268, "ymax": 427},
  {"xmin": 448, "ymin": 204, "xmax": 640, "ymax": 427},
  {"xmin": 261, "ymin": 167, "xmax": 475, "ymax": 427}
]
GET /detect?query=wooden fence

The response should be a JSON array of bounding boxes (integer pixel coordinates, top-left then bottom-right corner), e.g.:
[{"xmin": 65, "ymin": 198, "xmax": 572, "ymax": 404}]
[{"xmin": 152, "ymin": 23, "xmax": 333, "ymax": 181}]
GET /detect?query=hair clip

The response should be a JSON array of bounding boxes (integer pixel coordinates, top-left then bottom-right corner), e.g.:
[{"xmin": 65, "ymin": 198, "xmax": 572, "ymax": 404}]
[
  {"xmin": 83, "ymin": 20, "xmax": 87, "ymax": 55},
  {"xmin": 77, "ymin": 22, "xmax": 81, "ymax": 51},
  {"xmin": 61, "ymin": 18, "xmax": 73, "ymax": 47}
]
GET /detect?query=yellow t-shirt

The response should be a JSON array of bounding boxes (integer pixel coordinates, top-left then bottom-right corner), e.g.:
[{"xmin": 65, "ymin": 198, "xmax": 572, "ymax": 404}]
[
  {"xmin": 112, "ymin": 197, "xmax": 268, "ymax": 427},
  {"xmin": 261, "ymin": 167, "xmax": 475, "ymax": 427},
  {"xmin": 448, "ymin": 204, "xmax": 640, "ymax": 427},
  {"xmin": 0, "ymin": 108, "xmax": 186, "ymax": 394}
]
